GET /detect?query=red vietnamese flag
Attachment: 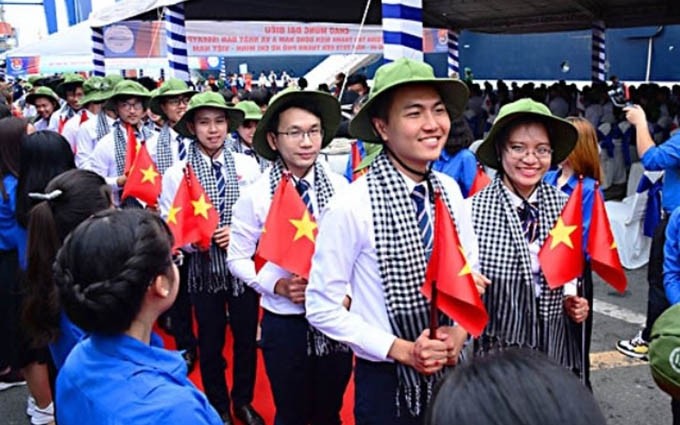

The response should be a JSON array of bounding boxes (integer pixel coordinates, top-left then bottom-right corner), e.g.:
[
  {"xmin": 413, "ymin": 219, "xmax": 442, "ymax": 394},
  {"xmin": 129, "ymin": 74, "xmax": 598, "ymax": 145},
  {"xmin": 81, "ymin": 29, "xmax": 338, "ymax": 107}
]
[
  {"xmin": 421, "ymin": 192, "xmax": 488, "ymax": 337},
  {"xmin": 350, "ymin": 142, "xmax": 367, "ymax": 181},
  {"xmin": 124, "ymin": 123, "xmax": 140, "ymax": 175},
  {"xmin": 467, "ymin": 162, "xmax": 491, "ymax": 197},
  {"xmin": 539, "ymin": 179, "xmax": 584, "ymax": 289},
  {"xmin": 166, "ymin": 165, "xmax": 219, "ymax": 251},
  {"xmin": 588, "ymin": 187, "xmax": 627, "ymax": 293},
  {"xmin": 121, "ymin": 142, "xmax": 161, "ymax": 207},
  {"xmin": 256, "ymin": 175, "xmax": 317, "ymax": 279}
]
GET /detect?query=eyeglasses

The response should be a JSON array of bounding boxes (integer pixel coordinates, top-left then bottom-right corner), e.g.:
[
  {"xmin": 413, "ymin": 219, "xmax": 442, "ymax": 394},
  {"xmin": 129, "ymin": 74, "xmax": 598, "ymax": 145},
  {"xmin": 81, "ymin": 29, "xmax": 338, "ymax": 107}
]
[
  {"xmin": 165, "ymin": 97, "xmax": 192, "ymax": 107},
  {"xmin": 275, "ymin": 128, "xmax": 324, "ymax": 143},
  {"xmin": 506, "ymin": 144, "xmax": 553, "ymax": 160},
  {"xmin": 118, "ymin": 101, "xmax": 144, "ymax": 111}
]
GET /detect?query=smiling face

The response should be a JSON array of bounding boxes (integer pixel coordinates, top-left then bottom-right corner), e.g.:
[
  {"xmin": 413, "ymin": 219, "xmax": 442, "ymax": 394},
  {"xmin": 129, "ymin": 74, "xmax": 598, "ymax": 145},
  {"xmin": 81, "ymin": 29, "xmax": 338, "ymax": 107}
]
[
  {"xmin": 266, "ymin": 107, "xmax": 322, "ymax": 178},
  {"xmin": 371, "ymin": 84, "xmax": 450, "ymax": 178},
  {"xmin": 500, "ymin": 122, "xmax": 552, "ymax": 198},
  {"xmin": 237, "ymin": 120, "xmax": 259, "ymax": 147},
  {"xmin": 34, "ymin": 97, "xmax": 55, "ymax": 119},
  {"xmin": 188, "ymin": 108, "xmax": 229, "ymax": 156}
]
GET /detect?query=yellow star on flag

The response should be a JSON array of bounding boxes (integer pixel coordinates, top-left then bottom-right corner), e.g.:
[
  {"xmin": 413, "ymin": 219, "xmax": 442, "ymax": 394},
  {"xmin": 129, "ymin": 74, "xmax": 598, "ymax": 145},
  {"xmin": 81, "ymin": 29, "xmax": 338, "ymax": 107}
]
[
  {"xmin": 167, "ymin": 205, "xmax": 181, "ymax": 225},
  {"xmin": 140, "ymin": 166, "xmax": 159, "ymax": 184},
  {"xmin": 192, "ymin": 194, "xmax": 213, "ymax": 219},
  {"xmin": 611, "ymin": 240, "xmax": 617, "ymax": 249},
  {"xmin": 457, "ymin": 245, "xmax": 472, "ymax": 277},
  {"xmin": 289, "ymin": 210, "xmax": 318, "ymax": 242},
  {"xmin": 548, "ymin": 217, "xmax": 577, "ymax": 249}
]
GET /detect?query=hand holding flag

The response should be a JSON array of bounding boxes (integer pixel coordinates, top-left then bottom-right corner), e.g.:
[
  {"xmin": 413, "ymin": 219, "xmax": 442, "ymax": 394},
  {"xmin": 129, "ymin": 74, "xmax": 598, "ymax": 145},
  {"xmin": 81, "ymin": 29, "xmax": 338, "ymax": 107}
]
[
  {"xmin": 121, "ymin": 142, "xmax": 161, "ymax": 207},
  {"xmin": 421, "ymin": 191, "xmax": 488, "ymax": 337},
  {"xmin": 539, "ymin": 178, "xmax": 584, "ymax": 289}
]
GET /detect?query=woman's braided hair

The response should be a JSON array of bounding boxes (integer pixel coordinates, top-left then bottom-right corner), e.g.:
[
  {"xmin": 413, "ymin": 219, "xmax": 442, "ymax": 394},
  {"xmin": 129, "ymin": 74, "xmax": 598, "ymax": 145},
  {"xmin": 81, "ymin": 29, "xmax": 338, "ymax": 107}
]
[{"xmin": 54, "ymin": 209, "xmax": 174, "ymax": 334}]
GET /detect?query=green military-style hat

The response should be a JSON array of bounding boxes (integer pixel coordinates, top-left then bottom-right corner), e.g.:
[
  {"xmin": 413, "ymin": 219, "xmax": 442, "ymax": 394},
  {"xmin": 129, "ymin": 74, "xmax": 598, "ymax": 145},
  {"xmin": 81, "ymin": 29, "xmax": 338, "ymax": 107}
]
[
  {"xmin": 349, "ymin": 57, "xmax": 469, "ymax": 143},
  {"xmin": 476, "ymin": 98, "xmax": 578, "ymax": 170},
  {"xmin": 650, "ymin": 304, "xmax": 680, "ymax": 399},
  {"xmin": 230, "ymin": 100, "xmax": 263, "ymax": 129},
  {"xmin": 98, "ymin": 74, "xmax": 125, "ymax": 103},
  {"xmin": 105, "ymin": 79, "xmax": 151, "ymax": 109},
  {"xmin": 149, "ymin": 78, "xmax": 196, "ymax": 117},
  {"xmin": 78, "ymin": 76, "xmax": 108, "ymax": 106},
  {"xmin": 27, "ymin": 74, "xmax": 42, "ymax": 85},
  {"xmin": 56, "ymin": 73, "xmax": 86, "ymax": 98},
  {"xmin": 173, "ymin": 91, "xmax": 245, "ymax": 138},
  {"xmin": 253, "ymin": 87, "xmax": 341, "ymax": 161},
  {"xmin": 26, "ymin": 86, "xmax": 60, "ymax": 108}
]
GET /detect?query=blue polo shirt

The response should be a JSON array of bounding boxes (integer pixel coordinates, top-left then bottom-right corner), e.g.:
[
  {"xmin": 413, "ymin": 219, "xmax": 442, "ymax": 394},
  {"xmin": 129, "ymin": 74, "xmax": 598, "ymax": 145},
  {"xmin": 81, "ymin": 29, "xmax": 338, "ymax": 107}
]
[
  {"xmin": 664, "ymin": 207, "xmax": 680, "ymax": 305},
  {"xmin": 432, "ymin": 148, "xmax": 478, "ymax": 198},
  {"xmin": 0, "ymin": 174, "xmax": 26, "ymax": 268},
  {"xmin": 57, "ymin": 333, "xmax": 221, "ymax": 425},
  {"xmin": 544, "ymin": 171, "xmax": 599, "ymax": 248},
  {"xmin": 640, "ymin": 132, "xmax": 680, "ymax": 212}
]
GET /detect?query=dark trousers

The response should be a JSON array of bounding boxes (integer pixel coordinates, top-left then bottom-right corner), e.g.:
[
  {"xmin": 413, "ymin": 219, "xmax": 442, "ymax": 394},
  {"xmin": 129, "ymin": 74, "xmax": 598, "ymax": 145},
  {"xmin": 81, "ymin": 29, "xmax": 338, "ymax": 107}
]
[
  {"xmin": 354, "ymin": 359, "xmax": 423, "ymax": 425},
  {"xmin": 570, "ymin": 260, "xmax": 593, "ymax": 389},
  {"xmin": 161, "ymin": 261, "xmax": 197, "ymax": 351},
  {"xmin": 642, "ymin": 216, "xmax": 670, "ymax": 342},
  {"xmin": 0, "ymin": 250, "xmax": 20, "ymax": 370},
  {"xmin": 261, "ymin": 310, "xmax": 353, "ymax": 425},
  {"xmin": 191, "ymin": 286, "xmax": 260, "ymax": 416}
]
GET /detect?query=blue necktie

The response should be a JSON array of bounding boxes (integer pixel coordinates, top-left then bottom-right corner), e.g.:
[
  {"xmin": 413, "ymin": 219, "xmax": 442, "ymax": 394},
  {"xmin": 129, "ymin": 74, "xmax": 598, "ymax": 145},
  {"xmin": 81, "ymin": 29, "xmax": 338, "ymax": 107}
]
[
  {"xmin": 176, "ymin": 136, "xmax": 187, "ymax": 161},
  {"xmin": 411, "ymin": 184, "xmax": 433, "ymax": 257},
  {"xmin": 517, "ymin": 201, "xmax": 539, "ymax": 243},
  {"xmin": 296, "ymin": 179, "xmax": 314, "ymax": 215},
  {"xmin": 243, "ymin": 148, "xmax": 256, "ymax": 158},
  {"xmin": 212, "ymin": 160, "xmax": 226, "ymax": 212}
]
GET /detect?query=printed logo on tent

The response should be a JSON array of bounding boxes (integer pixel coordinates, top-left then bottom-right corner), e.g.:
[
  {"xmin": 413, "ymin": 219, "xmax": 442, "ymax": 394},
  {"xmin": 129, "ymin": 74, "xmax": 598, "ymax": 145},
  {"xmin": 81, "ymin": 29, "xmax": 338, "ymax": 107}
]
[{"xmin": 104, "ymin": 25, "xmax": 135, "ymax": 54}]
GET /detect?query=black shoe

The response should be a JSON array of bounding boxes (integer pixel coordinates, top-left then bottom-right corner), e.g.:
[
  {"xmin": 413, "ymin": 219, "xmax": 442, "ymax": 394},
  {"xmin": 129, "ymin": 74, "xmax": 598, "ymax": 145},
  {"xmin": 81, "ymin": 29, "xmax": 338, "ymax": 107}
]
[
  {"xmin": 234, "ymin": 404, "xmax": 264, "ymax": 425},
  {"xmin": 220, "ymin": 411, "xmax": 234, "ymax": 425},
  {"xmin": 181, "ymin": 348, "xmax": 197, "ymax": 374}
]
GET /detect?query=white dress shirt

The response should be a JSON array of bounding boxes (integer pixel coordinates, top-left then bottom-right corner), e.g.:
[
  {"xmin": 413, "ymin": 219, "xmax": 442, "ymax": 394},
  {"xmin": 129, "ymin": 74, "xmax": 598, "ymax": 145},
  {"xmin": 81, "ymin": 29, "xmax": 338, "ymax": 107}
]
[
  {"xmin": 228, "ymin": 164, "xmax": 348, "ymax": 315},
  {"xmin": 159, "ymin": 148, "xmax": 261, "ymax": 227},
  {"xmin": 150, "ymin": 126, "xmax": 190, "ymax": 166},
  {"xmin": 90, "ymin": 123, "xmax": 158, "ymax": 205},
  {"xmin": 305, "ymin": 171, "xmax": 480, "ymax": 362},
  {"xmin": 61, "ymin": 109, "xmax": 93, "ymax": 153},
  {"xmin": 75, "ymin": 114, "xmax": 116, "ymax": 170}
]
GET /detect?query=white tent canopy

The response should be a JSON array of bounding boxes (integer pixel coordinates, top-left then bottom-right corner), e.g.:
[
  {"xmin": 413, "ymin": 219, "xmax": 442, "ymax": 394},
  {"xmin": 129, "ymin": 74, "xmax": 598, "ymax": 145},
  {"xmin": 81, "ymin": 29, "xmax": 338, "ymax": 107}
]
[{"xmin": 88, "ymin": 0, "xmax": 184, "ymax": 28}]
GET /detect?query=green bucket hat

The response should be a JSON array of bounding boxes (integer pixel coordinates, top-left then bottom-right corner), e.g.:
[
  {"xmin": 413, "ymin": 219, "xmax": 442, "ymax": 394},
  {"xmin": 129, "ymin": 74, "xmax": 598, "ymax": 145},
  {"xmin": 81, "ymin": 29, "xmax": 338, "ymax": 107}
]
[
  {"xmin": 650, "ymin": 304, "xmax": 680, "ymax": 399},
  {"xmin": 78, "ymin": 76, "xmax": 108, "ymax": 106},
  {"xmin": 56, "ymin": 73, "xmax": 86, "ymax": 98},
  {"xmin": 476, "ymin": 98, "xmax": 578, "ymax": 170},
  {"xmin": 231, "ymin": 100, "xmax": 263, "ymax": 129},
  {"xmin": 27, "ymin": 74, "xmax": 42, "ymax": 85},
  {"xmin": 26, "ymin": 86, "xmax": 60, "ymax": 108},
  {"xmin": 173, "ymin": 91, "xmax": 245, "ymax": 138},
  {"xmin": 349, "ymin": 57, "xmax": 469, "ymax": 143},
  {"xmin": 253, "ymin": 88, "xmax": 341, "ymax": 161},
  {"xmin": 98, "ymin": 74, "xmax": 125, "ymax": 104},
  {"xmin": 105, "ymin": 80, "xmax": 151, "ymax": 109},
  {"xmin": 149, "ymin": 78, "xmax": 197, "ymax": 117}
]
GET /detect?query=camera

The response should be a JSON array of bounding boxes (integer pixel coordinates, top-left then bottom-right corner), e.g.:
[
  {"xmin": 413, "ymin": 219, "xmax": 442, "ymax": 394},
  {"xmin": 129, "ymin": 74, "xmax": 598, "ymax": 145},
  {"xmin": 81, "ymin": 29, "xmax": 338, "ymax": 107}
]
[{"xmin": 608, "ymin": 82, "xmax": 632, "ymax": 108}]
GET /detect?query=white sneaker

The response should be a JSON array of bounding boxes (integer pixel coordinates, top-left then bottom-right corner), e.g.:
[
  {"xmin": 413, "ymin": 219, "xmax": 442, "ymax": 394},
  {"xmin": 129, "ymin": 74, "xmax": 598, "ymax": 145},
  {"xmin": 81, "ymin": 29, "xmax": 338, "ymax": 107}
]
[
  {"xmin": 26, "ymin": 395, "xmax": 36, "ymax": 417},
  {"xmin": 30, "ymin": 401, "xmax": 55, "ymax": 425}
]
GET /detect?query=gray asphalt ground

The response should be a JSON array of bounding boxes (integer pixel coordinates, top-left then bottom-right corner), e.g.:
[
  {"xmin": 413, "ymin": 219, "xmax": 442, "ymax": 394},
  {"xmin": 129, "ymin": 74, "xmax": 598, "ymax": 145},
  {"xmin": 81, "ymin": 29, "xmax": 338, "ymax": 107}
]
[{"xmin": 0, "ymin": 265, "xmax": 672, "ymax": 424}]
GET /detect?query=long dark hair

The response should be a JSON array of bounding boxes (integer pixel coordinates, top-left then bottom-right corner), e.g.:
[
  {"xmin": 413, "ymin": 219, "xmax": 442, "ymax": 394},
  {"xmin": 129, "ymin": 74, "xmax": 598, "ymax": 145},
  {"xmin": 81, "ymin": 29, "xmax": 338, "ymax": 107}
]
[
  {"xmin": 15, "ymin": 130, "xmax": 75, "ymax": 227},
  {"xmin": 0, "ymin": 117, "xmax": 27, "ymax": 200},
  {"xmin": 22, "ymin": 170, "xmax": 112, "ymax": 346},
  {"xmin": 55, "ymin": 209, "xmax": 174, "ymax": 335}
]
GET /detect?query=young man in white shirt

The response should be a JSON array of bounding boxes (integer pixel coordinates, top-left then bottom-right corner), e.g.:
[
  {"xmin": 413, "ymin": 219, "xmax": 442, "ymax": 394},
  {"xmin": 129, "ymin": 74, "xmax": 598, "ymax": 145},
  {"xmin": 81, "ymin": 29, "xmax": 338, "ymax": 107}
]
[
  {"xmin": 228, "ymin": 100, "xmax": 270, "ymax": 172},
  {"xmin": 61, "ymin": 76, "xmax": 106, "ymax": 153},
  {"xmin": 75, "ymin": 75, "xmax": 123, "ymax": 170},
  {"xmin": 50, "ymin": 73, "xmax": 85, "ymax": 133},
  {"xmin": 305, "ymin": 58, "xmax": 486, "ymax": 424},
  {"xmin": 160, "ymin": 91, "xmax": 262, "ymax": 425},
  {"xmin": 228, "ymin": 88, "xmax": 352, "ymax": 425},
  {"xmin": 90, "ymin": 80, "xmax": 156, "ymax": 206}
]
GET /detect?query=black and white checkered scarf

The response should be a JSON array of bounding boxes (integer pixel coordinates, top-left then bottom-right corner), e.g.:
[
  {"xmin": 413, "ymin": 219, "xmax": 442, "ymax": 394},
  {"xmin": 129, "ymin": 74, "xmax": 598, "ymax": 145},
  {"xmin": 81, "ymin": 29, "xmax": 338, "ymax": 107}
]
[
  {"xmin": 366, "ymin": 150, "xmax": 456, "ymax": 417},
  {"xmin": 95, "ymin": 111, "xmax": 111, "ymax": 141},
  {"xmin": 156, "ymin": 123, "xmax": 174, "ymax": 174},
  {"xmin": 186, "ymin": 140, "xmax": 242, "ymax": 295},
  {"xmin": 112, "ymin": 120, "xmax": 154, "ymax": 176},
  {"xmin": 268, "ymin": 158, "xmax": 350, "ymax": 357},
  {"xmin": 471, "ymin": 176, "xmax": 579, "ymax": 370},
  {"xmin": 231, "ymin": 134, "xmax": 271, "ymax": 172}
]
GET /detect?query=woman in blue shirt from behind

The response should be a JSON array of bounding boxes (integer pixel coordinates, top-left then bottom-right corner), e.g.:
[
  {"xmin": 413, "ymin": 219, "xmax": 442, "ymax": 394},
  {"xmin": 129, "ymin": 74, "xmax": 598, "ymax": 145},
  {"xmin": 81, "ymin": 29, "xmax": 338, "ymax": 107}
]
[
  {"xmin": 432, "ymin": 114, "xmax": 479, "ymax": 197},
  {"xmin": 54, "ymin": 209, "xmax": 222, "ymax": 425},
  {"xmin": 544, "ymin": 116, "xmax": 602, "ymax": 389}
]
